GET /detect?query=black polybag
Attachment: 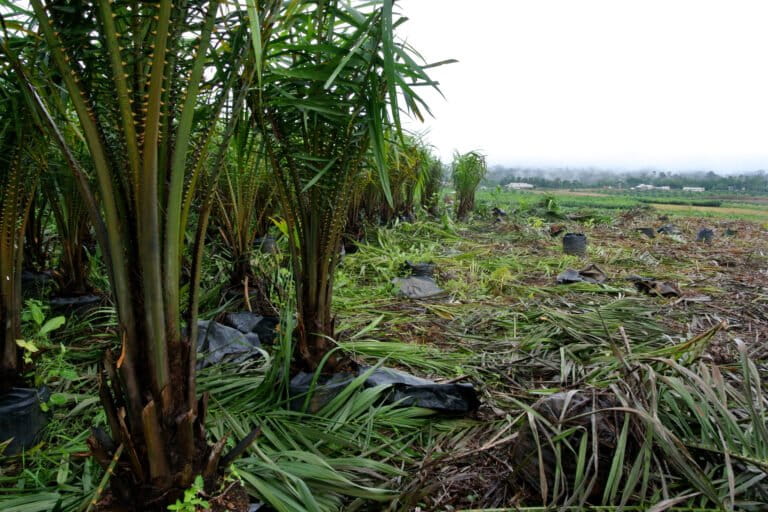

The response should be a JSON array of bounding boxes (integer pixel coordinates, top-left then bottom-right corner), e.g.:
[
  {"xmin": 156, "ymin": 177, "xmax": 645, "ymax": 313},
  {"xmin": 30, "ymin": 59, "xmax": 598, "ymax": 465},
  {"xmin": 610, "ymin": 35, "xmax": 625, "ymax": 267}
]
[
  {"xmin": 222, "ymin": 311, "xmax": 280, "ymax": 344},
  {"xmin": 195, "ymin": 320, "xmax": 261, "ymax": 369},
  {"xmin": 0, "ymin": 387, "xmax": 51, "ymax": 455},
  {"xmin": 289, "ymin": 366, "xmax": 479, "ymax": 414}
]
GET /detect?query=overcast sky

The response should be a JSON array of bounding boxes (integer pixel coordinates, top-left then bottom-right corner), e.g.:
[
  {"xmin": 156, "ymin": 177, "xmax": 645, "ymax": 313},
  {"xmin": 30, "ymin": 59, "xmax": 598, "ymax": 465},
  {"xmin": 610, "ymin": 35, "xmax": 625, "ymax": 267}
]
[{"xmin": 398, "ymin": 0, "xmax": 768, "ymax": 172}]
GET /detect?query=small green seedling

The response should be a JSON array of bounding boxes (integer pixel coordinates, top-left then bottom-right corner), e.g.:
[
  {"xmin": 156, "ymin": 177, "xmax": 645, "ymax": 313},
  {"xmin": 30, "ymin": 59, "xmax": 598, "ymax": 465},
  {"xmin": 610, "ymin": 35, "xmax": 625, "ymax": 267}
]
[
  {"xmin": 16, "ymin": 299, "xmax": 66, "ymax": 364},
  {"xmin": 167, "ymin": 475, "xmax": 209, "ymax": 512}
]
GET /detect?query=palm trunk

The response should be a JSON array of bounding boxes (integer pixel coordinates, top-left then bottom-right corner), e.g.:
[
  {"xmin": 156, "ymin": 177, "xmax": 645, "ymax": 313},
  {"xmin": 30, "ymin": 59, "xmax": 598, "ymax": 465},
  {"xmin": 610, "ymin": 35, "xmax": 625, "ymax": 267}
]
[
  {"xmin": 0, "ymin": 274, "xmax": 20, "ymax": 391},
  {"xmin": 295, "ymin": 222, "xmax": 340, "ymax": 371},
  {"xmin": 0, "ymin": 142, "xmax": 38, "ymax": 393},
  {"xmin": 1, "ymin": 220, "xmax": 33, "ymax": 391},
  {"xmin": 58, "ymin": 238, "xmax": 91, "ymax": 296},
  {"xmin": 230, "ymin": 252, "xmax": 252, "ymax": 289},
  {"xmin": 457, "ymin": 194, "xmax": 474, "ymax": 220},
  {"xmin": 14, "ymin": 0, "xmax": 256, "ymax": 507},
  {"xmin": 23, "ymin": 196, "xmax": 48, "ymax": 272}
]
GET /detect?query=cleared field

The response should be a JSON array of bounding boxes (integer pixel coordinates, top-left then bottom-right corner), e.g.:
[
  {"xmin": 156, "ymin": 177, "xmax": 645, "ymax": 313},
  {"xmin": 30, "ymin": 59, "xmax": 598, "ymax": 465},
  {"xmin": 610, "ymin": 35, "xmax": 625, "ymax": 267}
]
[
  {"xmin": 331, "ymin": 205, "xmax": 768, "ymax": 509},
  {"xmin": 5, "ymin": 195, "xmax": 768, "ymax": 511}
]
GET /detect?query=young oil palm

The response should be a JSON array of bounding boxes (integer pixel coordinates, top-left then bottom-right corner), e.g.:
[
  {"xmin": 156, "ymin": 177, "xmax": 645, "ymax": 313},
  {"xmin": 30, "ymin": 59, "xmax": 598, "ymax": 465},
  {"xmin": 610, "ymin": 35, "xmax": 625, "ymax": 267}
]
[
  {"xmin": 401, "ymin": 136, "xmax": 443, "ymax": 219},
  {"xmin": 214, "ymin": 111, "xmax": 274, "ymax": 306},
  {"xmin": 452, "ymin": 150, "xmax": 487, "ymax": 220},
  {"xmin": 355, "ymin": 135, "xmax": 439, "ymax": 224},
  {"xmin": 0, "ymin": 70, "xmax": 41, "ymax": 391},
  {"xmin": 385, "ymin": 135, "xmax": 430, "ymax": 222},
  {"xmin": 248, "ymin": 0, "xmax": 443, "ymax": 371},
  {"xmin": 46, "ymin": 162, "xmax": 95, "ymax": 297},
  {"xmin": 7, "ymin": 0, "xmax": 255, "ymax": 507},
  {"xmin": 420, "ymin": 155, "xmax": 444, "ymax": 216}
]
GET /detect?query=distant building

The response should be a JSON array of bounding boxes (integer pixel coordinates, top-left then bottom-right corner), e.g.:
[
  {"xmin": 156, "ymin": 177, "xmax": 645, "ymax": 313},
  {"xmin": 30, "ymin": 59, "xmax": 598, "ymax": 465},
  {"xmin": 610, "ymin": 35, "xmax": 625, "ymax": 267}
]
[
  {"xmin": 632, "ymin": 184, "xmax": 670, "ymax": 191},
  {"xmin": 682, "ymin": 187, "xmax": 705, "ymax": 192},
  {"xmin": 505, "ymin": 182, "xmax": 534, "ymax": 190}
]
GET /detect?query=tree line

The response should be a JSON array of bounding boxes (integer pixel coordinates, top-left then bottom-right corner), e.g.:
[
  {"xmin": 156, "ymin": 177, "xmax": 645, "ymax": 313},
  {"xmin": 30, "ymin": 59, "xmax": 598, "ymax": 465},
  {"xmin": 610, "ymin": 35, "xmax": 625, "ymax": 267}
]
[{"xmin": 493, "ymin": 168, "xmax": 768, "ymax": 193}]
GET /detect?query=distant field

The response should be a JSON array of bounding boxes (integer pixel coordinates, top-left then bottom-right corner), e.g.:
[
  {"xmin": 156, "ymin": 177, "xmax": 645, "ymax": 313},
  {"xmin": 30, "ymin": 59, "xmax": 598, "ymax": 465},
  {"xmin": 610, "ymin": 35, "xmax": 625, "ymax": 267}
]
[
  {"xmin": 479, "ymin": 188, "xmax": 768, "ymax": 222},
  {"xmin": 649, "ymin": 202, "xmax": 768, "ymax": 221}
]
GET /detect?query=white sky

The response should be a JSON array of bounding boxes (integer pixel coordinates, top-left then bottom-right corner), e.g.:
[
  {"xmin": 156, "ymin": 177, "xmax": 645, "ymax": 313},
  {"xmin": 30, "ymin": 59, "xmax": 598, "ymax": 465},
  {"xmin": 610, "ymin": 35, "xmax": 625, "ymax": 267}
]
[{"xmin": 398, "ymin": 0, "xmax": 768, "ymax": 172}]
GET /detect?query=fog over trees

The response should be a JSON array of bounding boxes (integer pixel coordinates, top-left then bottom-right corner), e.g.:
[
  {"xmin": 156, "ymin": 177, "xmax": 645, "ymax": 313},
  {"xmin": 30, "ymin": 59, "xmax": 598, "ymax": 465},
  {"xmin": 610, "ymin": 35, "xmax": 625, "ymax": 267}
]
[{"xmin": 487, "ymin": 165, "xmax": 768, "ymax": 192}]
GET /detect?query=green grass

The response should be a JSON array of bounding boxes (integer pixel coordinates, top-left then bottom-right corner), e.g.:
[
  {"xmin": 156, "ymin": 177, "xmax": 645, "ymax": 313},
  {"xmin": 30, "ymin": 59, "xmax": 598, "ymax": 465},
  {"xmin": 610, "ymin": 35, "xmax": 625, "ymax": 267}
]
[{"xmin": 637, "ymin": 197, "xmax": 723, "ymax": 207}]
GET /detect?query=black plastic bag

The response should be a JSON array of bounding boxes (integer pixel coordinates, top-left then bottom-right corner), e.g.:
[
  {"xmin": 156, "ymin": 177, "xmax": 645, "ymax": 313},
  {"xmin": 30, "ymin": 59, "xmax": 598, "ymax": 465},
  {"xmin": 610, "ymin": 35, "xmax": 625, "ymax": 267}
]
[
  {"xmin": 556, "ymin": 264, "xmax": 607, "ymax": 285},
  {"xmin": 49, "ymin": 294, "xmax": 102, "ymax": 316},
  {"xmin": 636, "ymin": 227, "xmax": 655, "ymax": 238},
  {"xmin": 21, "ymin": 270, "xmax": 54, "ymax": 299},
  {"xmin": 511, "ymin": 390, "xmax": 625, "ymax": 499},
  {"xmin": 392, "ymin": 276, "xmax": 445, "ymax": 299},
  {"xmin": 0, "ymin": 387, "xmax": 51, "ymax": 455},
  {"xmin": 222, "ymin": 312, "xmax": 279, "ymax": 345},
  {"xmin": 562, "ymin": 233, "xmax": 587, "ymax": 256},
  {"xmin": 404, "ymin": 260, "xmax": 436, "ymax": 277},
  {"xmin": 627, "ymin": 276, "xmax": 681, "ymax": 297},
  {"xmin": 697, "ymin": 228, "xmax": 714, "ymax": 243},
  {"xmin": 365, "ymin": 367, "xmax": 479, "ymax": 412},
  {"xmin": 196, "ymin": 320, "xmax": 262, "ymax": 369},
  {"xmin": 289, "ymin": 366, "xmax": 479, "ymax": 414},
  {"xmin": 657, "ymin": 224, "xmax": 681, "ymax": 235},
  {"xmin": 254, "ymin": 236, "xmax": 278, "ymax": 254}
]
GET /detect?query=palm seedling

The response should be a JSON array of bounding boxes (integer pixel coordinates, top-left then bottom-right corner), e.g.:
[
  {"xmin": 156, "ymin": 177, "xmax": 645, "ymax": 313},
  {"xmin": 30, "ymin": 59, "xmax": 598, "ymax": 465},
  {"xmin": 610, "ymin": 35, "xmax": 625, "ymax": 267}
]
[
  {"xmin": 405, "ymin": 136, "xmax": 443, "ymax": 218},
  {"xmin": 348, "ymin": 157, "xmax": 399, "ymax": 229},
  {"xmin": 248, "ymin": 0, "xmax": 442, "ymax": 371},
  {"xmin": 383, "ymin": 134, "xmax": 434, "ymax": 223},
  {"xmin": 213, "ymin": 111, "xmax": 275, "ymax": 308},
  {"xmin": 46, "ymin": 163, "xmax": 95, "ymax": 297},
  {"xmin": 354, "ymin": 135, "xmax": 439, "ymax": 226},
  {"xmin": 18, "ymin": 99, "xmax": 95, "ymax": 300},
  {"xmin": 344, "ymin": 159, "xmax": 392, "ymax": 251},
  {"xmin": 346, "ymin": 156, "xmax": 396, "ymax": 244},
  {"xmin": 344, "ymin": 167, "xmax": 374, "ymax": 250},
  {"xmin": 379, "ymin": 137, "xmax": 417, "ymax": 224},
  {"xmin": 7, "ymin": 0, "xmax": 257, "ymax": 507},
  {"xmin": 420, "ymin": 154, "xmax": 444, "ymax": 216},
  {"xmin": 451, "ymin": 150, "xmax": 487, "ymax": 220}
]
